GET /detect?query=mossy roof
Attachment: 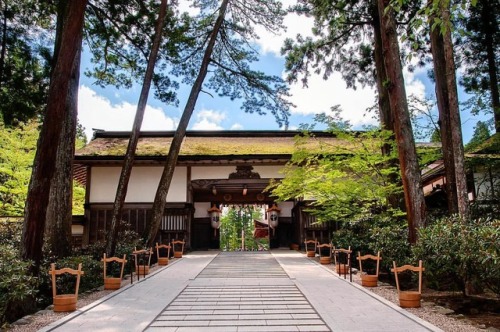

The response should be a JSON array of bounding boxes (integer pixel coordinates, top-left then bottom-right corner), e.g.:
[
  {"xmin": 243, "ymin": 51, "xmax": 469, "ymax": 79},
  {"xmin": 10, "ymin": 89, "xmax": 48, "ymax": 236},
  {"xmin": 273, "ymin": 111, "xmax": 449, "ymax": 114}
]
[
  {"xmin": 75, "ymin": 130, "xmax": 346, "ymax": 159},
  {"xmin": 465, "ymin": 132, "xmax": 500, "ymax": 159}
]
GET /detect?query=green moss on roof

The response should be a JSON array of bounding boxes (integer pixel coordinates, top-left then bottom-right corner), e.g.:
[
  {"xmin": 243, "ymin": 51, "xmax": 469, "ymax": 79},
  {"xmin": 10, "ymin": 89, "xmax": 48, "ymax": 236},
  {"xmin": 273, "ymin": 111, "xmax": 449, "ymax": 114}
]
[{"xmin": 75, "ymin": 135, "xmax": 355, "ymax": 158}]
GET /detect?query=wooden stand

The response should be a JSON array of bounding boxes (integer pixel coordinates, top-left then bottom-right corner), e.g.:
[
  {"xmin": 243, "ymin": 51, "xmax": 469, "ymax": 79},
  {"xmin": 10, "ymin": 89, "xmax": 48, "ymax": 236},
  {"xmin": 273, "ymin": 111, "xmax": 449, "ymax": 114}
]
[
  {"xmin": 156, "ymin": 243, "xmax": 171, "ymax": 266},
  {"xmin": 357, "ymin": 251, "xmax": 381, "ymax": 287},
  {"xmin": 304, "ymin": 239, "xmax": 317, "ymax": 258},
  {"xmin": 49, "ymin": 263, "xmax": 84, "ymax": 312},
  {"xmin": 133, "ymin": 248, "xmax": 152, "ymax": 276},
  {"xmin": 333, "ymin": 246, "xmax": 352, "ymax": 281},
  {"xmin": 102, "ymin": 254, "xmax": 127, "ymax": 290},
  {"xmin": 172, "ymin": 240, "xmax": 185, "ymax": 258},
  {"xmin": 317, "ymin": 243, "xmax": 332, "ymax": 265},
  {"xmin": 391, "ymin": 260, "xmax": 425, "ymax": 308}
]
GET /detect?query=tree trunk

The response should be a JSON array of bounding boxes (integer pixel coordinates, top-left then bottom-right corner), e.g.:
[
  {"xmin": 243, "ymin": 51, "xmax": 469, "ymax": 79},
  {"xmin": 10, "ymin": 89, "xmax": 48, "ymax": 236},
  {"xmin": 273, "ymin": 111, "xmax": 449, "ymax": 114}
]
[
  {"xmin": 44, "ymin": 47, "xmax": 81, "ymax": 258},
  {"xmin": 481, "ymin": 1, "xmax": 500, "ymax": 134},
  {"xmin": 44, "ymin": 0, "xmax": 81, "ymax": 259},
  {"xmin": 0, "ymin": 6, "xmax": 7, "ymax": 89},
  {"xmin": 441, "ymin": 3, "xmax": 469, "ymax": 217},
  {"xmin": 21, "ymin": 0, "xmax": 87, "ymax": 270},
  {"xmin": 145, "ymin": 0, "xmax": 229, "ymax": 247},
  {"xmin": 429, "ymin": 9, "xmax": 459, "ymax": 214},
  {"xmin": 372, "ymin": 0, "xmax": 393, "ymax": 134},
  {"xmin": 377, "ymin": 0, "xmax": 426, "ymax": 243},
  {"xmin": 106, "ymin": 0, "xmax": 169, "ymax": 257},
  {"xmin": 372, "ymin": 0, "xmax": 403, "ymax": 210}
]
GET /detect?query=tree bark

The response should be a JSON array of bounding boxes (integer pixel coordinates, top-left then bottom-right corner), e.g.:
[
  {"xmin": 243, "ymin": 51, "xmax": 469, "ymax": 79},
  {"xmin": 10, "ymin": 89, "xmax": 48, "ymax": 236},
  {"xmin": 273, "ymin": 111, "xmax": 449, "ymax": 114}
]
[
  {"xmin": 0, "ymin": 6, "xmax": 8, "ymax": 89},
  {"xmin": 377, "ymin": 0, "xmax": 426, "ymax": 243},
  {"xmin": 372, "ymin": 0, "xmax": 393, "ymax": 134},
  {"xmin": 441, "ymin": 3, "xmax": 469, "ymax": 217},
  {"xmin": 44, "ymin": 0, "xmax": 82, "ymax": 259},
  {"xmin": 145, "ymin": 0, "xmax": 229, "ymax": 247},
  {"xmin": 429, "ymin": 10, "xmax": 459, "ymax": 214},
  {"xmin": 481, "ymin": 1, "xmax": 500, "ymax": 134},
  {"xmin": 106, "ymin": 0, "xmax": 169, "ymax": 257},
  {"xmin": 21, "ymin": 0, "xmax": 87, "ymax": 270},
  {"xmin": 44, "ymin": 49, "xmax": 81, "ymax": 259}
]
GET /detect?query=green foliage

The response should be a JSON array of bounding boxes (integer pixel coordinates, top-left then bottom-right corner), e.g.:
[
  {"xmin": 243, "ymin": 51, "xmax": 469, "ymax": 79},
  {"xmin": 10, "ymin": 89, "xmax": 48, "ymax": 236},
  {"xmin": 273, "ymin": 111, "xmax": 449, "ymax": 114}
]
[
  {"xmin": 269, "ymin": 128, "xmax": 403, "ymax": 224},
  {"xmin": 369, "ymin": 222, "xmax": 411, "ymax": 272},
  {"xmin": 465, "ymin": 121, "xmax": 491, "ymax": 152},
  {"xmin": 86, "ymin": 221, "xmax": 142, "ymax": 274},
  {"xmin": 0, "ymin": 220, "xmax": 37, "ymax": 326},
  {"xmin": 0, "ymin": 120, "xmax": 86, "ymax": 215},
  {"xmin": 330, "ymin": 216, "xmax": 411, "ymax": 273},
  {"xmin": 0, "ymin": 1, "xmax": 52, "ymax": 125},
  {"xmin": 0, "ymin": 121, "xmax": 38, "ymax": 215},
  {"xmin": 220, "ymin": 206, "xmax": 267, "ymax": 251},
  {"xmin": 455, "ymin": 0, "xmax": 499, "ymax": 125},
  {"xmin": 412, "ymin": 216, "xmax": 500, "ymax": 295}
]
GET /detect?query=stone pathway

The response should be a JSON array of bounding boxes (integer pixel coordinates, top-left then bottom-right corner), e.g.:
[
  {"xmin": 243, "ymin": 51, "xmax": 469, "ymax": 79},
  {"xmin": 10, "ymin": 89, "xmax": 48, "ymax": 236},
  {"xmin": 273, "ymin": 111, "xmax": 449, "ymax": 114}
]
[
  {"xmin": 147, "ymin": 252, "xmax": 329, "ymax": 331},
  {"xmin": 41, "ymin": 250, "xmax": 442, "ymax": 332}
]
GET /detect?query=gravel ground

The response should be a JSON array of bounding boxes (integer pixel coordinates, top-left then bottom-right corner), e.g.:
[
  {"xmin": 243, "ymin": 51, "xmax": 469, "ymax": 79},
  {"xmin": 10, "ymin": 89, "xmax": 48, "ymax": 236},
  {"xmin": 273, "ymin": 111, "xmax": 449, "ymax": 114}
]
[{"xmin": 4, "ymin": 257, "xmax": 498, "ymax": 332}]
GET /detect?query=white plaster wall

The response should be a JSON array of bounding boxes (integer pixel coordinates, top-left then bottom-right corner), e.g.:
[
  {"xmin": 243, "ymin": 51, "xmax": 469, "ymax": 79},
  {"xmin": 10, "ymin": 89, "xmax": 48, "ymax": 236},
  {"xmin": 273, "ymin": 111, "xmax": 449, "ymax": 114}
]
[
  {"xmin": 253, "ymin": 165, "xmax": 285, "ymax": 179},
  {"xmin": 191, "ymin": 165, "xmax": 285, "ymax": 180},
  {"xmin": 277, "ymin": 201, "xmax": 294, "ymax": 217},
  {"xmin": 194, "ymin": 202, "xmax": 211, "ymax": 218},
  {"xmin": 191, "ymin": 166, "xmax": 235, "ymax": 180},
  {"xmin": 89, "ymin": 166, "xmax": 187, "ymax": 203}
]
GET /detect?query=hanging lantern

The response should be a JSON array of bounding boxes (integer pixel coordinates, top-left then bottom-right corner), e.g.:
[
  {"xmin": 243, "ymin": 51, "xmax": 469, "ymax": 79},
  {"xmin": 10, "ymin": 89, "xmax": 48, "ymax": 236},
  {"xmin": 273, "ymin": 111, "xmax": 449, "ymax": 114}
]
[
  {"xmin": 208, "ymin": 204, "xmax": 222, "ymax": 236},
  {"xmin": 266, "ymin": 204, "xmax": 281, "ymax": 236}
]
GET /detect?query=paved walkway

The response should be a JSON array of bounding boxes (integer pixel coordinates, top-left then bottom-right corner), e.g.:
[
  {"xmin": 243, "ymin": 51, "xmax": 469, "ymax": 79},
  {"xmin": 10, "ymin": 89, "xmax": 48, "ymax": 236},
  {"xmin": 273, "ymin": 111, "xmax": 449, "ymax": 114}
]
[{"xmin": 40, "ymin": 250, "xmax": 442, "ymax": 332}]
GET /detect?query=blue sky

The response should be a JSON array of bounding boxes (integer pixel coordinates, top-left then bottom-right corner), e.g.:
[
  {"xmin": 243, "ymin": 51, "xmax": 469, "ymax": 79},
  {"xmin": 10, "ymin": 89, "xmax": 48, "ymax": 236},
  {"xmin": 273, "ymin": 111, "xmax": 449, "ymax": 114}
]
[{"xmin": 76, "ymin": 1, "xmax": 484, "ymax": 144}]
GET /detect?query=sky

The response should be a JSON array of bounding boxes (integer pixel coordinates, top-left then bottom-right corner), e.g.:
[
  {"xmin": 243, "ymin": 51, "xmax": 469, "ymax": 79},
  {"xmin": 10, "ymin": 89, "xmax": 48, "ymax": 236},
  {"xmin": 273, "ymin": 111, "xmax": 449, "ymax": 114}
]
[{"xmin": 77, "ymin": 1, "xmax": 483, "ymax": 144}]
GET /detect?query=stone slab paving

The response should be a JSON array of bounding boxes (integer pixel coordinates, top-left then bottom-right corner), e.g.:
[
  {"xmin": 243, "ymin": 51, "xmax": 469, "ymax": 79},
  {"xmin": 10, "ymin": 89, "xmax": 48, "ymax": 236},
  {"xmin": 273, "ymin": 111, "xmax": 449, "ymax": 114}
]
[
  {"xmin": 147, "ymin": 252, "xmax": 329, "ymax": 331},
  {"xmin": 41, "ymin": 250, "xmax": 442, "ymax": 332},
  {"xmin": 272, "ymin": 250, "xmax": 442, "ymax": 332}
]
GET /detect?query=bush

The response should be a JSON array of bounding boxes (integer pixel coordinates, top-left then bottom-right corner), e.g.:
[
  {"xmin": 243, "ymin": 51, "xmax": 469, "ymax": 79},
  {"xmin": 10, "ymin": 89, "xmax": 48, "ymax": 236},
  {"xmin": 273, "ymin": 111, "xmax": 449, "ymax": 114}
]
[
  {"xmin": 412, "ymin": 218, "xmax": 465, "ymax": 291},
  {"xmin": 413, "ymin": 216, "xmax": 500, "ymax": 295},
  {"xmin": 369, "ymin": 223, "xmax": 411, "ymax": 273},
  {"xmin": 85, "ymin": 221, "xmax": 142, "ymax": 275},
  {"xmin": 0, "ymin": 220, "xmax": 37, "ymax": 326},
  {"xmin": 330, "ymin": 216, "xmax": 411, "ymax": 273}
]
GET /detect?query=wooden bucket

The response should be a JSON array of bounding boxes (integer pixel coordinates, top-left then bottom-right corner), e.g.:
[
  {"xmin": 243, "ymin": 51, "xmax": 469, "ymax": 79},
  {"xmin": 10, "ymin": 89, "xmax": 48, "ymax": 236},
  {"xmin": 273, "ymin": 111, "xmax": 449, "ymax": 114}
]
[
  {"xmin": 135, "ymin": 265, "xmax": 150, "ymax": 275},
  {"xmin": 336, "ymin": 264, "xmax": 349, "ymax": 274},
  {"xmin": 399, "ymin": 291, "xmax": 421, "ymax": 308},
  {"xmin": 290, "ymin": 244, "xmax": 299, "ymax": 251},
  {"xmin": 320, "ymin": 256, "xmax": 331, "ymax": 265},
  {"xmin": 306, "ymin": 251, "xmax": 315, "ymax": 257},
  {"xmin": 104, "ymin": 277, "xmax": 122, "ymax": 290},
  {"xmin": 361, "ymin": 274, "xmax": 378, "ymax": 287},
  {"xmin": 53, "ymin": 294, "xmax": 77, "ymax": 312},
  {"xmin": 174, "ymin": 251, "xmax": 183, "ymax": 258},
  {"xmin": 158, "ymin": 257, "xmax": 169, "ymax": 266}
]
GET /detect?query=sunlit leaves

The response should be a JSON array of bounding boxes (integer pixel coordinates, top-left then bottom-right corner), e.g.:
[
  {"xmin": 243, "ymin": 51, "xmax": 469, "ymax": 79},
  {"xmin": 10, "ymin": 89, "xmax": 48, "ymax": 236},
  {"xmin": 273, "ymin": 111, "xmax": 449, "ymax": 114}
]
[{"xmin": 269, "ymin": 128, "xmax": 403, "ymax": 224}]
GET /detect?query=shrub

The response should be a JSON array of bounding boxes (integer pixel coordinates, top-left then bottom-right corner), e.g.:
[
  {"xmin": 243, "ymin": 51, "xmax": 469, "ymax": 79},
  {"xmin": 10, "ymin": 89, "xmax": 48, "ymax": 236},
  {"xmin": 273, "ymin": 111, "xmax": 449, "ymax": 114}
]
[
  {"xmin": 369, "ymin": 222, "xmax": 411, "ymax": 273},
  {"xmin": 0, "ymin": 220, "xmax": 37, "ymax": 326},
  {"xmin": 413, "ymin": 216, "xmax": 500, "ymax": 295},
  {"xmin": 330, "ymin": 216, "xmax": 411, "ymax": 273},
  {"xmin": 85, "ymin": 221, "xmax": 142, "ymax": 275},
  {"xmin": 412, "ymin": 218, "xmax": 465, "ymax": 291}
]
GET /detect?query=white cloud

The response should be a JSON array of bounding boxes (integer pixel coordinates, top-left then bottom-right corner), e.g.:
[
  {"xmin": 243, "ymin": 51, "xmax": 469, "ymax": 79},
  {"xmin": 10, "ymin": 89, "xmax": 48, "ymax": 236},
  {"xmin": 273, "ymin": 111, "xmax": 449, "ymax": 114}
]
[
  {"xmin": 77, "ymin": 85, "xmax": 176, "ymax": 140},
  {"xmin": 287, "ymin": 73, "xmax": 378, "ymax": 128},
  {"xmin": 404, "ymin": 67, "xmax": 426, "ymax": 100},
  {"xmin": 230, "ymin": 123, "xmax": 243, "ymax": 130},
  {"xmin": 254, "ymin": 1, "xmax": 314, "ymax": 57},
  {"xmin": 191, "ymin": 109, "xmax": 226, "ymax": 130}
]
